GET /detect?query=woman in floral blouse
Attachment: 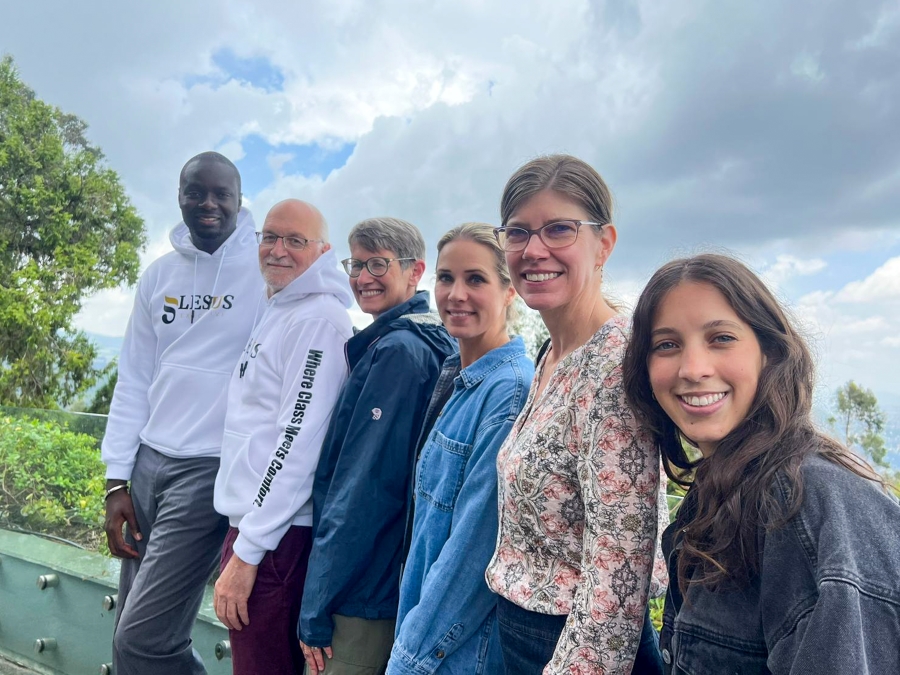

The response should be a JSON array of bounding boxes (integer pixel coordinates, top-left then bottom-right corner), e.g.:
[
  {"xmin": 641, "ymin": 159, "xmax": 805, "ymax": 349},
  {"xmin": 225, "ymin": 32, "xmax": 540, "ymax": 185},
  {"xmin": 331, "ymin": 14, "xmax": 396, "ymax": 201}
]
[{"xmin": 485, "ymin": 154, "xmax": 664, "ymax": 675}]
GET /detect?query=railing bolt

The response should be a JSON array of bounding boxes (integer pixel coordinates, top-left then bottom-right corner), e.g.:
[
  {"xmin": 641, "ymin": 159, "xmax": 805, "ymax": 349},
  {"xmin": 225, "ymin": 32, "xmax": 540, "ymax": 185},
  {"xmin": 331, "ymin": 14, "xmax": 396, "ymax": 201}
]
[
  {"xmin": 215, "ymin": 640, "xmax": 231, "ymax": 660},
  {"xmin": 37, "ymin": 573, "xmax": 60, "ymax": 590},
  {"xmin": 34, "ymin": 637, "xmax": 58, "ymax": 654},
  {"xmin": 102, "ymin": 594, "xmax": 118, "ymax": 611},
  {"xmin": 100, "ymin": 663, "xmax": 112, "ymax": 674}
]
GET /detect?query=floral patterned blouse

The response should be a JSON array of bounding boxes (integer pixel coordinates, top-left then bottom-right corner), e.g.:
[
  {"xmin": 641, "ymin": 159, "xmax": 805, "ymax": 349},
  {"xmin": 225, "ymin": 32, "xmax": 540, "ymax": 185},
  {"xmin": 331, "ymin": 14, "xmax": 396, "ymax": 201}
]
[{"xmin": 486, "ymin": 315, "xmax": 662, "ymax": 675}]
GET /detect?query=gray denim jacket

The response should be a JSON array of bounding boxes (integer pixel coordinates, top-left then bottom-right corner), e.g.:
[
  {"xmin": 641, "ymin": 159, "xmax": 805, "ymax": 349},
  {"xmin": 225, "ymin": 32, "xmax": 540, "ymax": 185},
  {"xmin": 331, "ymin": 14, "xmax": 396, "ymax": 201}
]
[{"xmin": 660, "ymin": 453, "xmax": 900, "ymax": 675}]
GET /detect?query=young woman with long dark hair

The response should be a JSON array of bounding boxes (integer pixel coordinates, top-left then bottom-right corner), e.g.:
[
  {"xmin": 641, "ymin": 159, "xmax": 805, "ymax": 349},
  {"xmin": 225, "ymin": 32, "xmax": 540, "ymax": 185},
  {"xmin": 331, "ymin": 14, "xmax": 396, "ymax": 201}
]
[{"xmin": 622, "ymin": 253, "xmax": 900, "ymax": 674}]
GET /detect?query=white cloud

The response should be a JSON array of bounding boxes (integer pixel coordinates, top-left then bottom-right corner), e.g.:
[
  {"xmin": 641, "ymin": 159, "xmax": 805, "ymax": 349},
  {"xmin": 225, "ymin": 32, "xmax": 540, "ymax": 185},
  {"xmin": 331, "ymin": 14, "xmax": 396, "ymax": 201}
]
[
  {"xmin": 216, "ymin": 139, "xmax": 246, "ymax": 162},
  {"xmin": 835, "ymin": 256, "xmax": 900, "ymax": 303},
  {"xmin": 848, "ymin": 2, "xmax": 900, "ymax": 49},
  {"xmin": 761, "ymin": 254, "xmax": 827, "ymax": 287},
  {"xmin": 795, "ymin": 257, "xmax": 900, "ymax": 395},
  {"xmin": 790, "ymin": 52, "xmax": 825, "ymax": 83},
  {"xmin": 76, "ymin": 287, "xmax": 137, "ymax": 337}
]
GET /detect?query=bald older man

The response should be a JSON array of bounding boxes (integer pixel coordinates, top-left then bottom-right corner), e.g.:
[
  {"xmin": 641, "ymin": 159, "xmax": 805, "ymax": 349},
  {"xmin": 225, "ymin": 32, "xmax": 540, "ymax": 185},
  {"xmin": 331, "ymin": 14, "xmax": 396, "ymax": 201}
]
[{"xmin": 213, "ymin": 200, "xmax": 355, "ymax": 674}]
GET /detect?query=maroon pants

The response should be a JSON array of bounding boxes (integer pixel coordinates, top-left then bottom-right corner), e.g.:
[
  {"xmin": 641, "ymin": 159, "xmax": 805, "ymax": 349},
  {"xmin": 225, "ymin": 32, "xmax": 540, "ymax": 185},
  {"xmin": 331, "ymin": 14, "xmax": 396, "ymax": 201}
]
[{"xmin": 220, "ymin": 525, "xmax": 312, "ymax": 675}]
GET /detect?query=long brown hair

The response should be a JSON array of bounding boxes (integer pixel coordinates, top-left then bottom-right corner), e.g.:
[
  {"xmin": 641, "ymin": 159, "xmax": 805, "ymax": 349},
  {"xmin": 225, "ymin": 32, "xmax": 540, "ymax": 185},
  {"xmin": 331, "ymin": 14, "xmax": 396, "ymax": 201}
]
[{"xmin": 623, "ymin": 253, "xmax": 880, "ymax": 592}]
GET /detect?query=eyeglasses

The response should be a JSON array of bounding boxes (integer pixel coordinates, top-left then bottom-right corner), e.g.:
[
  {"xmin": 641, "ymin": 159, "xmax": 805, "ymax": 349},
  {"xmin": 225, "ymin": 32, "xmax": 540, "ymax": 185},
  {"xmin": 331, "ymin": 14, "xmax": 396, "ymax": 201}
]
[
  {"xmin": 256, "ymin": 232, "xmax": 323, "ymax": 250},
  {"xmin": 341, "ymin": 256, "xmax": 416, "ymax": 278},
  {"xmin": 493, "ymin": 220, "xmax": 604, "ymax": 252}
]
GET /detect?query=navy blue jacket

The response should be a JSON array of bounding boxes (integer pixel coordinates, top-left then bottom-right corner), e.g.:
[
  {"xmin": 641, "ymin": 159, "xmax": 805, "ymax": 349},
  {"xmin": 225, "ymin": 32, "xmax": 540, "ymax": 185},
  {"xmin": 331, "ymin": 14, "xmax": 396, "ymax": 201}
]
[{"xmin": 300, "ymin": 291, "xmax": 457, "ymax": 647}]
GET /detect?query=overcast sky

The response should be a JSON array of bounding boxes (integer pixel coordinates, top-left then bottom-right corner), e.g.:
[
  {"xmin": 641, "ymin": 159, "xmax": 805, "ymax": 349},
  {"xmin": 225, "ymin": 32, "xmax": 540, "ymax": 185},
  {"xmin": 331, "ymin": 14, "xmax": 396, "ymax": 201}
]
[{"xmin": 3, "ymin": 0, "xmax": 899, "ymax": 398}]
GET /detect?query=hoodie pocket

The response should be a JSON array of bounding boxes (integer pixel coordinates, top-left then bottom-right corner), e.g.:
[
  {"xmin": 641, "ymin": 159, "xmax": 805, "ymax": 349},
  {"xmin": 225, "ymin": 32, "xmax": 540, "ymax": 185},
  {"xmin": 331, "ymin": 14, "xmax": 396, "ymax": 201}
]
[
  {"xmin": 417, "ymin": 431, "xmax": 472, "ymax": 512},
  {"xmin": 146, "ymin": 362, "xmax": 234, "ymax": 453},
  {"xmin": 214, "ymin": 429, "xmax": 255, "ymax": 517}
]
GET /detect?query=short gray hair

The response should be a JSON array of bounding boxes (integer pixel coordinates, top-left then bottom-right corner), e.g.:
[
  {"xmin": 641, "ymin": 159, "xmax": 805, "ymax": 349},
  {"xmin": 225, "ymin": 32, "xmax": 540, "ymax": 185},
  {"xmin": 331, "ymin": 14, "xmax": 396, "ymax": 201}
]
[{"xmin": 348, "ymin": 217, "xmax": 425, "ymax": 266}]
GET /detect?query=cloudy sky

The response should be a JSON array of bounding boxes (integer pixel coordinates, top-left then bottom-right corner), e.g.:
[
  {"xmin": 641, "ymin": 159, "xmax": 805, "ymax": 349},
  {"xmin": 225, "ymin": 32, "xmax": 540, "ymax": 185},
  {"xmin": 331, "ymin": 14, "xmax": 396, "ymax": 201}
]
[{"xmin": 3, "ymin": 0, "xmax": 899, "ymax": 400}]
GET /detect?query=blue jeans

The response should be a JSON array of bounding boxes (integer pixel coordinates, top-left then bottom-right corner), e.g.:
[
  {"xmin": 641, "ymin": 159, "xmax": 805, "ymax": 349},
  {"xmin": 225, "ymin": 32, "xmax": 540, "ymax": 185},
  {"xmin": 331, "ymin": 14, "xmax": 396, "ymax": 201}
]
[{"xmin": 496, "ymin": 596, "xmax": 663, "ymax": 674}]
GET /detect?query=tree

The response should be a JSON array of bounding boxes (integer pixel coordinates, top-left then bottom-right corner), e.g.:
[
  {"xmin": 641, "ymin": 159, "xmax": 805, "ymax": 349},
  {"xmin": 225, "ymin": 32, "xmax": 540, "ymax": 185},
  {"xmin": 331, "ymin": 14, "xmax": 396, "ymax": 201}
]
[
  {"xmin": 829, "ymin": 380, "xmax": 890, "ymax": 469},
  {"xmin": 0, "ymin": 56, "xmax": 145, "ymax": 408}
]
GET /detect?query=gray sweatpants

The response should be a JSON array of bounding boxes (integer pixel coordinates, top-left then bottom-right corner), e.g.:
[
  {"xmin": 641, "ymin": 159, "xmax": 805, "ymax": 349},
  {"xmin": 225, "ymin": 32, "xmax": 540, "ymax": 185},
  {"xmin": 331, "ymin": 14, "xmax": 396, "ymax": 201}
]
[{"xmin": 113, "ymin": 444, "xmax": 228, "ymax": 675}]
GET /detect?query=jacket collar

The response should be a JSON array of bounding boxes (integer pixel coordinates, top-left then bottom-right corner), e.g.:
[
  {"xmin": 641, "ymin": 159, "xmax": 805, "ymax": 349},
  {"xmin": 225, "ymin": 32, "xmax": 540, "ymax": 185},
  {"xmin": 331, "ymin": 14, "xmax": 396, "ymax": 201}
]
[
  {"xmin": 455, "ymin": 336, "xmax": 526, "ymax": 389},
  {"xmin": 346, "ymin": 291, "xmax": 431, "ymax": 366}
]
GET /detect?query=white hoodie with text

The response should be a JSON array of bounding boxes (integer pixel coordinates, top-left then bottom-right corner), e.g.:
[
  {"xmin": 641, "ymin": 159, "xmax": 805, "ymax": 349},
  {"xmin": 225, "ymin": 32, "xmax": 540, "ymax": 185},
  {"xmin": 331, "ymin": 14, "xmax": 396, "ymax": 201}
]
[
  {"xmin": 214, "ymin": 249, "xmax": 354, "ymax": 565},
  {"xmin": 102, "ymin": 208, "xmax": 264, "ymax": 480}
]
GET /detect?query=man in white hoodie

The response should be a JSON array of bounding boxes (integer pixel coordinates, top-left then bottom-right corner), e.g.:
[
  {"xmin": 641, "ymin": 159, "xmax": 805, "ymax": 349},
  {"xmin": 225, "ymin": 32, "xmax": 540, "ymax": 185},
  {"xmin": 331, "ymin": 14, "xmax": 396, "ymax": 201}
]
[
  {"xmin": 212, "ymin": 199, "xmax": 354, "ymax": 675},
  {"xmin": 102, "ymin": 152, "xmax": 264, "ymax": 675}
]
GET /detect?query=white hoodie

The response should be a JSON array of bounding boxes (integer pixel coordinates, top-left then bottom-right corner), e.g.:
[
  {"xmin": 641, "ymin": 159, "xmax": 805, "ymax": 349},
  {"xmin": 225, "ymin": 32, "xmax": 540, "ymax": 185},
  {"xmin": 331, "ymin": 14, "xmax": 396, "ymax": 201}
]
[
  {"xmin": 102, "ymin": 208, "xmax": 265, "ymax": 480},
  {"xmin": 214, "ymin": 249, "xmax": 354, "ymax": 565}
]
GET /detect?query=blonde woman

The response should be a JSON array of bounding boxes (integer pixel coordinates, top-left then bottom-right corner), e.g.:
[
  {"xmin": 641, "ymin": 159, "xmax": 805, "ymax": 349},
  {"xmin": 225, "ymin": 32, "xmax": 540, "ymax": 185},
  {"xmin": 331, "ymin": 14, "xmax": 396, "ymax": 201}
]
[{"xmin": 387, "ymin": 223, "xmax": 534, "ymax": 675}]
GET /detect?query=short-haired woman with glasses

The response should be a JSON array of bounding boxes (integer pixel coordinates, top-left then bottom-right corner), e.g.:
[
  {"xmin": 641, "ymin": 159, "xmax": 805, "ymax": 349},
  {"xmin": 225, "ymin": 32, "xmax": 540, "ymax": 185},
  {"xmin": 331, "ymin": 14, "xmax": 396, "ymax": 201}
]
[{"xmin": 485, "ymin": 155, "xmax": 666, "ymax": 675}]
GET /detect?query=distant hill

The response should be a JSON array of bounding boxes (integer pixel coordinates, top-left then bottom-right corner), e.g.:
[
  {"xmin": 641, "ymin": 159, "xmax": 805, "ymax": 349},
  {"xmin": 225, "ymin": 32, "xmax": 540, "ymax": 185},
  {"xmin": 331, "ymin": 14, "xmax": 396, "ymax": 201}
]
[{"xmin": 87, "ymin": 332, "xmax": 123, "ymax": 371}]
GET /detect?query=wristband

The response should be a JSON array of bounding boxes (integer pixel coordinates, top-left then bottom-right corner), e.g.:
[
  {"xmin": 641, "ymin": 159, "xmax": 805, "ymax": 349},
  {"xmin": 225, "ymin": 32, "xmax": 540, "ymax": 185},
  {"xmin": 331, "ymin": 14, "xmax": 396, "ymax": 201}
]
[{"xmin": 105, "ymin": 484, "xmax": 129, "ymax": 500}]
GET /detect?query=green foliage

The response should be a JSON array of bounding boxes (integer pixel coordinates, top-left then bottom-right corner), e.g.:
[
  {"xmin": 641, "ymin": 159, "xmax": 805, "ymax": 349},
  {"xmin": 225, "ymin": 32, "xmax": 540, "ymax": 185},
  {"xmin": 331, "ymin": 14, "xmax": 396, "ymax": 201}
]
[
  {"xmin": 0, "ymin": 413, "xmax": 105, "ymax": 551},
  {"xmin": 0, "ymin": 55, "xmax": 146, "ymax": 408},
  {"xmin": 828, "ymin": 380, "xmax": 890, "ymax": 469},
  {"xmin": 649, "ymin": 597, "xmax": 664, "ymax": 632}
]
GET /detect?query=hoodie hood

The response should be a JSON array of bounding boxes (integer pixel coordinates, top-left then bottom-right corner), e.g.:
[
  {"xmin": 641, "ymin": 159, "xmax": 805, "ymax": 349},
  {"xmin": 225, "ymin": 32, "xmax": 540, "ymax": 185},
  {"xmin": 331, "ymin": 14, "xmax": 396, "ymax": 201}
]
[
  {"xmin": 267, "ymin": 249, "xmax": 354, "ymax": 309},
  {"xmin": 169, "ymin": 206, "xmax": 257, "ymax": 258}
]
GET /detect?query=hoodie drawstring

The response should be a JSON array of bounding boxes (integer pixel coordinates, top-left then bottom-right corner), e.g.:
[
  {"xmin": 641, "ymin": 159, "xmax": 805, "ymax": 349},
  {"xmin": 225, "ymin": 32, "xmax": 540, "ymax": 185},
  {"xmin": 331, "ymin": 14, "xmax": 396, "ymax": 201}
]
[
  {"xmin": 211, "ymin": 244, "xmax": 228, "ymax": 296},
  {"xmin": 191, "ymin": 255, "xmax": 198, "ymax": 324},
  {"xmin": 190, "ymin": 244, "xmax": 229, "ymax": 324}
]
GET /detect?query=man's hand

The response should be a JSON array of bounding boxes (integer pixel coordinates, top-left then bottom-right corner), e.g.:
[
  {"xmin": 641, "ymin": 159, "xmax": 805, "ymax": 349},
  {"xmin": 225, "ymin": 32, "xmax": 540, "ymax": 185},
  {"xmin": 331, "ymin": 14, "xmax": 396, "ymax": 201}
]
[
  {"xmin": 214, "ymin": 554, "xmax": 258, "ymax": 630},
  {"xmin": 103, "ymin": 480, "xmax": 141, "ymax": 559},
  {"xmin": 300, "ymin": 641, "xmax": 333, "ymax": 674}
]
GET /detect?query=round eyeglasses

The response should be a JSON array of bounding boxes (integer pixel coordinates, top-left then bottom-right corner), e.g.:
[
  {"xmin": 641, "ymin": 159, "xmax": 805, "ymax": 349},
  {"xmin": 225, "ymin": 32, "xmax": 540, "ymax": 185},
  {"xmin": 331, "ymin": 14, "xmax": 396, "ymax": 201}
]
[
  {"xmin": 341, "ymin": 256, "xmax": 416, "ymax": 278},
  {"xmin": 256, "ymin": 232, "xmax": 323, "ymax": 250},
  {"xmin": 493, "ymin": 220, "xmax": 604, "ymax": 252}
]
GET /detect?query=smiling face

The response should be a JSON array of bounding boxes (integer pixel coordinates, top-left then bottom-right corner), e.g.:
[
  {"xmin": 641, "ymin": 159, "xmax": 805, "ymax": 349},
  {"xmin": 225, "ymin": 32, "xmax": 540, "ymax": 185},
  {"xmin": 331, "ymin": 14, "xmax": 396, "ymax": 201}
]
[
  {"xmin": 648, "ymin": 281, "xmax": 766, "ymax": 457},
  {"xmin": 504, "ymin": 189, "xmax": 615, "ymax": 315},
  {"xmin": 348, "ymin": 244, "xmax": 424, "ymax": 318},
  {"xmin": 178, "ymin": 159, "xmax": 241, "ymax": 253},
  {"xmin": 259, "ymin": 200, "xmax": 329, "ymax": 296},
  {"xmin": 435, "ymin": 238, "xmax": 514, "ymax": 361}
]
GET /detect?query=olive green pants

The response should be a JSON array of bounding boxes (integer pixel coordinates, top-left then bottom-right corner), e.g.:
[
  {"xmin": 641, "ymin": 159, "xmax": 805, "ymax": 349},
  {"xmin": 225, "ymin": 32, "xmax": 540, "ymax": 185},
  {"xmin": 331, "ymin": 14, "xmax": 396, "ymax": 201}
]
[{"xmin": 305, "ymin": 615, "xmax": 396, "ymax": 675}]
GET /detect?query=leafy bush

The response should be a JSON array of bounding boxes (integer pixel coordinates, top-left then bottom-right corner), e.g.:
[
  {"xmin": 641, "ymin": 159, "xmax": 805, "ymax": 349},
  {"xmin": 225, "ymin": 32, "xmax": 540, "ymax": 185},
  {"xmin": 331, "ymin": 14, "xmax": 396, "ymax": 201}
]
[
  {"xmin": 650, "ymin": 597, "xmax": 664, "ymax": 631},
  {"xmin": 0, "ymin": 414, "xmax": 105, "ymax": 550}
]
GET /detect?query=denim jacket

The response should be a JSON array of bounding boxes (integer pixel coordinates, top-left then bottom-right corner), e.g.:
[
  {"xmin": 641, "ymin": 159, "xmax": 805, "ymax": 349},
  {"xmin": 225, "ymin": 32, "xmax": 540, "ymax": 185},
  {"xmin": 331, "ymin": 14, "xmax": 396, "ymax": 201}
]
[
  {"xmin": 660, "ymin": 453, "xmax": 900, "ymax": 675},
  {"xmin": 387, "ymin": 337, "xmax": 534, "ymax": 675}
]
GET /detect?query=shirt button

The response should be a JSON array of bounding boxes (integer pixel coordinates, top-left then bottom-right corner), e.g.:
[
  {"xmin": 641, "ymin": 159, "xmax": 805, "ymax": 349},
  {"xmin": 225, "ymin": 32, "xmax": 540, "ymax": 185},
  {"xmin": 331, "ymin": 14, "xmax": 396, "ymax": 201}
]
[
  {"xmin": 662, "ymin": 648, "xmax": 672, "ymax": 665},
  {"xmin": 436, "ymin": 650, "xmax": 445, "ymax": 659}
]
